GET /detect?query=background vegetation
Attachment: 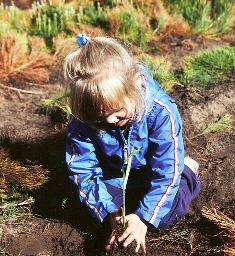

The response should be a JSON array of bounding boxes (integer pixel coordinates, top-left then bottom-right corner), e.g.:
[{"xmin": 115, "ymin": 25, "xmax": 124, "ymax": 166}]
[{"xmin": 0, "ymin": 0, "xmax": 234, "ymax": 93}]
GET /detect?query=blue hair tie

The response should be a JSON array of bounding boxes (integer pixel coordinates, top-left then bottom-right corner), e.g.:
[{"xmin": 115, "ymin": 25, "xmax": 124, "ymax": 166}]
[{"xmin": 76, "ymin": 33, "xmax": 90, "ymax": 46}]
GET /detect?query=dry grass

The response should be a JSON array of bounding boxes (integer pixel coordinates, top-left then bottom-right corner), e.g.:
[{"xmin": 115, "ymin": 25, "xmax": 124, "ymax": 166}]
[
  {"xmin": 202, "ymin": 206, "xmax": 235, "ymax": 256},
  {"xmin": 53, "ymin": 35, "xmax": 78, "ymax": 61},
  {"xmin": 0, "ymin": 32, "xmax": 55, "ymax": 86},
  {"xmin": 0, "ymin": 148, "xmax": 49, "ymax": 198}
]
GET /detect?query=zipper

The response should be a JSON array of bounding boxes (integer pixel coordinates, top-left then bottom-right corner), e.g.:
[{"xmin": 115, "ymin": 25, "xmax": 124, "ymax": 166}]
[
  {"xmin": 119, "ymin": 126, "xmax": 133, "ymax": 167},
  {"xmin": 123, "ymin": 143, "xmax": 128, "ymax": 166}
]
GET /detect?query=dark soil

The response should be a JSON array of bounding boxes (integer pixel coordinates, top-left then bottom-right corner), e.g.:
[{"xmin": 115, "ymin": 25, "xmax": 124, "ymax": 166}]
[{"xmin": 0, "ymin": 33, "xmax": 235, "ymax": 255}]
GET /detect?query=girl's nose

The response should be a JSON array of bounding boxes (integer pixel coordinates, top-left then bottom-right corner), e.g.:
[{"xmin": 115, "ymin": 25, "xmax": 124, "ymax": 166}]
[{"xmin": 106, "ymin": 114, "xmax": 118, "ymax": 124}]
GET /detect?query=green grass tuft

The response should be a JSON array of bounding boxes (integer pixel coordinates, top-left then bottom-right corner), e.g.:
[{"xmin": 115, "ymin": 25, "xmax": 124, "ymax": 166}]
[
  {"xmin": 199, "ymin": 114, "xmax": 232, "ymax": 135},
  {"xmin": 163, "ymin": 0, "xmax": 235, "ymax": 35},
  {"xmin": 118, "ymin": 7, "xmax": 149, "ymax": 50},
  {"xmin": 42, "ymin": 92, "xmax": 70, "ymax": 121},
  {"xmin": 0, "ymin": 3, "xmax": 28, "ymax": 34},
  {"xmin": 181, "ymin": 46, "xmax": 235, "ymax": 89},
  {"xmin": 108, "ymin": 4, "xmax": 151, "ymax": 50},
  {"xmin": 81, "ymin": 2, "xmax": 110, "ymax": 31},
  {"xmin": 0, "ymin": 198, "xmax": 34, "ymax": 222}
]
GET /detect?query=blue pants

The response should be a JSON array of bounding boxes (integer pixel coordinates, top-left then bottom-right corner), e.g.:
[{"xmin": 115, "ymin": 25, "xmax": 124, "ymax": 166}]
[{"xmin": 105, "ymin": 165, "xmax": 201, "ymax": 231}]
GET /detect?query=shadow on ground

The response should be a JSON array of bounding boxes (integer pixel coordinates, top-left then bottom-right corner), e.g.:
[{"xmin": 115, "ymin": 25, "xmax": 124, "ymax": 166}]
[{"xmin": 0, "ymin": 131, "xmax": 112, "ymax": 255}]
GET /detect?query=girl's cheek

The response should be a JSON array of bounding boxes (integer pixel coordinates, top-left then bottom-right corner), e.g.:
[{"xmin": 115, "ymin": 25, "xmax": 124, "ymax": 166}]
[{"xmin": 105, "ymin": 114, "xmax": 117, "ymax": 124}]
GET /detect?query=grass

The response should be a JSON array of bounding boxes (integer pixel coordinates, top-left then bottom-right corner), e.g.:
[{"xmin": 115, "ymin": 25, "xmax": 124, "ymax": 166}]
[
  {"xmin": 209, "ymin": 0, "xmax": 235, "ymax": 36},
  {"xmin": 176, "ymin": 0, "xmax": 212, "ymax": 34},
  {"xmin": 0, "ymin": 147, "xmax": 49, "ymax": 223},
  {"xmin": 0, "ymin": 198, "xmax": 34, "ymax": 222},
  {"xmin": 199, "ymin": 114, "xmax": 232, "ymax": 136},
  {"xmin": 148, "ymin": 0, "xmax": 170, "ymax": 34},
  {"xmin": 163, "ymin": 0, "xmax": 235, "ymax": 36},
  {"xmin": 0, "ymin": 31, "xmax": 54, "ymax": 85},
  {"xmin": 81, "ymin": 2, "xmax": 110, "ymax": 31},
  {"xmin": 0, "ymin": 2, "xmax": 28, "ymax": 35},
  {"xmin": 202, "ymin": 206, "xmax": 235, "ymax": 256},
  {"xmin": 0, "ymin": 235, "xmax": 13, "ymax": 256},
  {"xmin": 0, "ymin": 148, "xmax": 49, "ymax": 204},
  {"xmin": 149, "ymin": 225, "xmax": 190, "ymax": 246},
  {"xmin": 42, "ymin": 92, "xmax": 71, "ymax": 122},
  {"xmin": 181, "ymin": 46, "xmax": 235, "ymax": 89},
  {"xmin": 108, "ymin": 4, "xmax": 150, "ymax": 50}
]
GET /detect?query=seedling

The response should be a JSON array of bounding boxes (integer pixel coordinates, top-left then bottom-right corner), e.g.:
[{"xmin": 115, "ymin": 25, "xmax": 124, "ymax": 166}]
[
  {"xmin": 42, "ymin": 93, "xmax": 70, "ymax": 117},
  {"xmin": 121, "ymin": 146, "xmax": 142, "ymax": 228}
]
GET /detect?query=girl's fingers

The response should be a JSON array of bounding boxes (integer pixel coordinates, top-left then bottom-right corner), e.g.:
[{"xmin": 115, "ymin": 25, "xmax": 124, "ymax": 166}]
[
  {"xmin": 105, "ymin": 230, "xmax": 116, "ymax": 251},
  {"xmin": 140, "ymin": 239, "xmax": 146, "ymax": 254},
  {"xmin": 118, "ymin": 214, "xmax": 147, "ymax": 253},
  {"xmin": 122, "ymin": 232, "xmax": 146, "ymax": 254},
  {"xmin": 122, "ymin": 232, "xmax": 137, "ymax": 247},
  {"xmin": 118, "ymin": 227, "xmax": 131, "ymax": 242},
  {"xmin": 135, "ymin": 242, "xmax": 141, "ymax": 253}
]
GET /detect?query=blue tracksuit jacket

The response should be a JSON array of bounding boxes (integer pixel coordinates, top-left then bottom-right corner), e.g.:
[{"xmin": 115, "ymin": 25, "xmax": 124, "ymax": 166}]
[{"xmin": 66, "ymin": 66, "xmax": 184, "ymax": 228}]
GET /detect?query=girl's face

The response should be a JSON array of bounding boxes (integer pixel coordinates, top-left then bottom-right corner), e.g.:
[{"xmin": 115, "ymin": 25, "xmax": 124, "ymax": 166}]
[
  {"xmin": 104, "ymin": 107, "xmax": 133, "ymax": 127},
  {"xmin": 88, "ymin": 104, "xmax": 133, "ymax": 130},
  {"xmin": 85, "ymin": 89, "xmax": 137, "ymax": 129}
]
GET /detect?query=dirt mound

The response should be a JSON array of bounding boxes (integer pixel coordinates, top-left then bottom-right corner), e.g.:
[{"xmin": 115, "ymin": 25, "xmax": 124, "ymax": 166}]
[{"xmin": 0, "ymin": 217, "xmax": 85, "ymax": 255}]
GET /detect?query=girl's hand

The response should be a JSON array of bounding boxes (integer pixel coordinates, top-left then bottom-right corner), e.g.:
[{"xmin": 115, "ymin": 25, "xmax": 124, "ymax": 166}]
[
  {"xmin": 118, "ymin": 214, "xmax": 147, "ymax": 254},
  {"xmin": 103, "ymin": 208, "xmax": 122, "ymax": 251}
]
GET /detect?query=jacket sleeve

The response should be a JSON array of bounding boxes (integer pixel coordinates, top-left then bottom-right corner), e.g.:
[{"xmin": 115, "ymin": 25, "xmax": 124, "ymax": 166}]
[
  {"xmin": 66, "ymin": 120, "xmax": 118, "ymax": 223},
  {"xmin": 134, "ymin": 97, "xmax": 184, "ymax": 228}
]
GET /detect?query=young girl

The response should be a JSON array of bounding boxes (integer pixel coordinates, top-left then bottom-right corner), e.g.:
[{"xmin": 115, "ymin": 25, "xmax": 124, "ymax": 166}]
[{"xmin": 64, "ymin": 34, "xmax": 201, "ymax": 253}]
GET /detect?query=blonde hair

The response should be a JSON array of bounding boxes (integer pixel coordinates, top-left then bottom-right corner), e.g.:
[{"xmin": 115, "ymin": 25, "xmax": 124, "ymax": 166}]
[{"xmin": 63, "ymin": 36, "xmax": 145, "ymax": 127}]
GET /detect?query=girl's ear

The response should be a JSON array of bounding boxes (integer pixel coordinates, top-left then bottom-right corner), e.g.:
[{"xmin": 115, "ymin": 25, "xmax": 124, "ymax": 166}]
[
  {"xmin": 134, "ymin": 73, "xmax": 142, "ymax": 86},
  {"xmin": 134, "ymin": 72, "xmax": 141, "ymax": 79}
]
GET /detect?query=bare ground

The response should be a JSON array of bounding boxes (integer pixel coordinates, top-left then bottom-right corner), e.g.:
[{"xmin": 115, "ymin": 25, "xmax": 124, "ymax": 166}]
[{"xmin": 0, "ymin": 36, "xmax": 235, "ymax": 256}]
